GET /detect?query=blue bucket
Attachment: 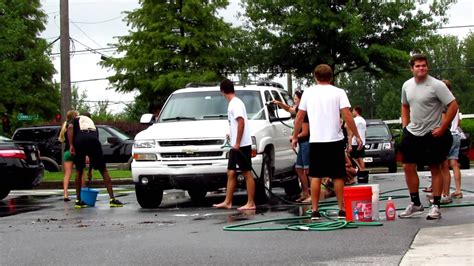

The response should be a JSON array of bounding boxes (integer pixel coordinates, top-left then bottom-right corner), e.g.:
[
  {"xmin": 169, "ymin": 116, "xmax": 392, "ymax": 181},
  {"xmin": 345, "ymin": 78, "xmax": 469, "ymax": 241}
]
[{"xmin": 80, "ymin": 187, "xmax": 99, "ymax": 207}]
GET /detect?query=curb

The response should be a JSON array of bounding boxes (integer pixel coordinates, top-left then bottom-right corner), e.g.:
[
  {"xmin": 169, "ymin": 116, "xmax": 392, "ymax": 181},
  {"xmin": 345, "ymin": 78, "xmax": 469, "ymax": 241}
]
[{"xmin": 35, "ymin": 178, "xmax": 134, "ymax": 190}]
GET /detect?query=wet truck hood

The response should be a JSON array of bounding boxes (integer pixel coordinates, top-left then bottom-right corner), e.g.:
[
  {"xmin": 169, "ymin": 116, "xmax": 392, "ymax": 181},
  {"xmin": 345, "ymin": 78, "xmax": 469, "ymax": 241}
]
[{"xmin": 135, "ymin": 120, "xmax": 230, "ymax": 140}]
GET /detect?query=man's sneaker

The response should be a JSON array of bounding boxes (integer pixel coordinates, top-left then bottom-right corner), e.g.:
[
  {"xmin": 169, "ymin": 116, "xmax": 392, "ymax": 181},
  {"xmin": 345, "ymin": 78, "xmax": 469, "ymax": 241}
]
[
  {"xmin": 74, "ymin": 200, "xmax": 88, "ymax": 209},
  {"xmin": 337, "ymin": 210, "xmax": 346, "ymax": 219},
  {"xmin": 398, "ymin": 202, "xmax": 424, "ymax": 218},
  {"xmin": 311, "ymin": 210, "xmax": 321, "ymax": 221},
  {"xmin": 109, "ymin": 198, "xmax": 123, "ymax": 207},
  {"xmin": 426, "ymin": 205, "xmax": 441, "ymax": 220}
]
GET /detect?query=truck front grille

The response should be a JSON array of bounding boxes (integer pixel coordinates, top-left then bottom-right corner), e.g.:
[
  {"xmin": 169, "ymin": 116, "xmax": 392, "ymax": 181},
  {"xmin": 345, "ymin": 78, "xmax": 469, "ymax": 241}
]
[
  {"xmin": 159, "ymin": 139, "xmax": 224, "ymax": 147},
  {"xmin": 161, "ymin": 151, "xmax": 223, "ymax": 158}
]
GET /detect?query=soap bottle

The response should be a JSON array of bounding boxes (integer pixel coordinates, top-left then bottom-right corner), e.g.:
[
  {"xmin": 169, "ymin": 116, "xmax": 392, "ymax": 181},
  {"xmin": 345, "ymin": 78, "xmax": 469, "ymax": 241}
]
[{"xmin": 385, "ymin": 197, "xmax": 396, "ymax": 221}]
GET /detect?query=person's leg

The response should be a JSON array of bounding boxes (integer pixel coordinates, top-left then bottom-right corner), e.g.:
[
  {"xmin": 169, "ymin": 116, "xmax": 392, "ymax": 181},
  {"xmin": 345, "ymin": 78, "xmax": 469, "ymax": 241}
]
[
  {"xmin": 63, "ymin": 161, "xmax": 73, "ymax": 199},
  {"xmin": 450, "ymin": 159, "xmax": 462, "ymax": 195},
  {"xmin": 213, "ymin": 170, "xmax": 236, "ymax": 209},
  {"xmin": 403, "ymin": 163, "xmax": 421, "ymax": 205},
  {"xmin": 441, "ymin": 159, "xmax": 451, "ymax": 196},
  {"xmin": 238, "ymin": 170, "xmax": 256, "ymax": 210},
  {"xmin": 99, "ymin": 168, "xmax": 115, "ymax": 199},
  {"xmin": 357, "ymin": 158, "xmax": 365, "ymax": 171},
  {"xmin": 296, "ymin": 167, "xmax": 310, "ymax": 200},
  {"xmin": 333, "ymin": 178, "xmax": 345, "ymax": 211},
  {"xmin": 310, "ymin": 177, "xmax": 322, "ymax": 211},
  {"xmin": 75, "ymin": 168, "xmax": 84, "ymax": 201},
  {"xmin": 430, "ymin": 163, "xmax": 443, "ymax": 204}
]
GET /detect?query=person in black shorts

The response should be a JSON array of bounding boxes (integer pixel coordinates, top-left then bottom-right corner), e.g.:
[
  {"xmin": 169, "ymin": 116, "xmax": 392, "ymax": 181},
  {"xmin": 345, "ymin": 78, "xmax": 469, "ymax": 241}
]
[
  {"xmin": 291, "ymin": 64, "xmax": 362, "ymax": 220},
  {"xmin": 399, "ymin": 54, "xmax": 458, "ymax": 220},
  {"xmin": 68, "ymin": 113, "xmax": 123, "ymax": 208},
  {"xmin": 348, "ymin": 106, "xmax": 367, "ymax": 171},
  {"xmin": 213, "ymin": 79, "xmax": 256, "ymax": 211}
]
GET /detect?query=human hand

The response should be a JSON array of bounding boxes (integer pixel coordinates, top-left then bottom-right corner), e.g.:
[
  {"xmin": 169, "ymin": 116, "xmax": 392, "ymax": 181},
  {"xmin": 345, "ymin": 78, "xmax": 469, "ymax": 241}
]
[{"xmin": 432, "ymin": 127, "xmax": 445, "ymax": 138}]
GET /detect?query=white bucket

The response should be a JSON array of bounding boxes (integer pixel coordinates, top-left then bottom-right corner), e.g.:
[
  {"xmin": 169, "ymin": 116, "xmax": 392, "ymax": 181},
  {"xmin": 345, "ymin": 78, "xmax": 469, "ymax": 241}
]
[{"xmin": 366, "ymin": 184, "xmax": 380, "ymax": 220}]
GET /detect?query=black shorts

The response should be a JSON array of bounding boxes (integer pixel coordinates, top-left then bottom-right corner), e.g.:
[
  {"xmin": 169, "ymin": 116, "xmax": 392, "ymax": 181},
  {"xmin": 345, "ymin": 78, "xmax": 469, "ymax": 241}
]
[
  {"xmin": 73, "ymin": 133, "xmax": 106, "ymax": 171},
  {"xmin": 401, "ymin": 128, "xmax": 452, "ymax": 165},
  {"xmin": 309, "ymin": 140, "xmax": 346, "ymax": 178},
  {"xmin": 350, "ymin": 145, "xmax": 365, "ymax": 159},
  {"xmin": 228, "ymin": 145, "xmax": 252, "ymax": 171}
]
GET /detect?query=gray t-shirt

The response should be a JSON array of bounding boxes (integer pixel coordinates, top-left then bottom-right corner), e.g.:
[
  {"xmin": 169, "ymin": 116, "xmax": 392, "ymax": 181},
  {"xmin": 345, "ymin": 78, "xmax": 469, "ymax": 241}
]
[{"xmin": 401, "ymin": 75, "xmax": 455, "ymax": 136}]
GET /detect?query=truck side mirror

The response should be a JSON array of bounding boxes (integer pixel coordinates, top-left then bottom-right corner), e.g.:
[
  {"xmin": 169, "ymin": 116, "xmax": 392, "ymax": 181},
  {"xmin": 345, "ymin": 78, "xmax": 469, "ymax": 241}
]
[{"xmin": 140, "ymin": 114, "xmax": 154, "ymax": 124}]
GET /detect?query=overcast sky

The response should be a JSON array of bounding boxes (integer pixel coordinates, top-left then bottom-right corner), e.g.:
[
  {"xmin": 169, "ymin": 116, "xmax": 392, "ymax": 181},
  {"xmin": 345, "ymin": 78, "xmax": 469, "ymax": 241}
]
[{"xmin": 40, "ymin": 0, "xmax": 474, "ymax": 114}]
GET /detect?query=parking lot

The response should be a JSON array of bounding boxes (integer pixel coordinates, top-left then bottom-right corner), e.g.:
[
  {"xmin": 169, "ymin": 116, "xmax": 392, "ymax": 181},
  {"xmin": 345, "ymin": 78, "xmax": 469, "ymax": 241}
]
[{"xmin": 1, "ymin": 169, "xmax": 473, "ymax": 265}]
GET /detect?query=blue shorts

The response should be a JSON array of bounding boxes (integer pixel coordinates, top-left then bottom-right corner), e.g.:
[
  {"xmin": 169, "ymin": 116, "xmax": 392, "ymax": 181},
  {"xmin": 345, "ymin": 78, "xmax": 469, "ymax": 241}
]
[
  {"xmin": 448, "ymin": 134, "xmax": 460, "ymax": 160},
  {"xmin": 295, "ymin": 141, "xmax": 310, "ymax": 169}
]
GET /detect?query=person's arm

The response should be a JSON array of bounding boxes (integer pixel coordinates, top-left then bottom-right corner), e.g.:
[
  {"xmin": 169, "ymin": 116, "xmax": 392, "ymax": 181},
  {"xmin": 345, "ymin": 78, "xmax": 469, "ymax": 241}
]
[
  {"xmin": 291, "ymin": 110, "xmax": 306, "ymax": 149},
  {"xmin": 346, "ymin": 122, "xmax": 353, "ymax": 151},
  {"xmin": 271, "ymin": 100, "xmax": 297, "ymax": 115},
  {"xmin": 433, "ymin": 100, "xmax": 459, "ymax": 137},
  {"xmin": 233, "ymin": 117, "xmax": 245, "ymax": 150},
  {"xmin": 67, "ymin": 123, "xmax": 75, "ymax": 155},
  {"xmin": 341, "ymin": 108, "xmax": 362, "ymax": 150},
  {"xmin": 297, "ymin": 121, "xmax": 309, "ymax": 139},
  {"xmin": 401, "ymin": 104, "xmax": 410, "ymax": 128}
]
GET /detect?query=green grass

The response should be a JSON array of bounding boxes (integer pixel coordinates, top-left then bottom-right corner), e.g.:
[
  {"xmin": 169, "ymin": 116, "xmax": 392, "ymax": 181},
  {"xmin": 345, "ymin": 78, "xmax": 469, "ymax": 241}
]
[{"xmin": 43, "ymin": 170, "xmax": 132, "ymax": 182}]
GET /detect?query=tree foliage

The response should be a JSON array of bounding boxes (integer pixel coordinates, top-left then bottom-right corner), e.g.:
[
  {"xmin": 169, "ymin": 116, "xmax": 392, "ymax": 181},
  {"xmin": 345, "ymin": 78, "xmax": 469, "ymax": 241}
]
[
  {"xmin": 241, "ymin": 0, "xmax": 451, "ymax": 80},
  {"xmin": 101, "ymin": 0, "xmax": 239, "ymax": 110},
  {"xmin": 0, "ymin": 0, "xmax": 58, "ymax": 121}
]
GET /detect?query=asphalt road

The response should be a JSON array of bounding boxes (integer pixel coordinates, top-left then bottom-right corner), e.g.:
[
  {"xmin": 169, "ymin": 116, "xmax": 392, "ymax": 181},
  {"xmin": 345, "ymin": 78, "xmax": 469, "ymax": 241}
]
[{"xmin": 1, "ymin": 169, "xmax": 473, "ymax": 265}]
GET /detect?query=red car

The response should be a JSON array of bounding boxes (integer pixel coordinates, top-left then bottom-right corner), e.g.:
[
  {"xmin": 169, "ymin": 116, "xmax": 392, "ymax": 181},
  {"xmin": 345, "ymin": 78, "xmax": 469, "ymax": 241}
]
[{"xmin": 0, "ymin": 137, "xmax": 44, "ymax": 200}]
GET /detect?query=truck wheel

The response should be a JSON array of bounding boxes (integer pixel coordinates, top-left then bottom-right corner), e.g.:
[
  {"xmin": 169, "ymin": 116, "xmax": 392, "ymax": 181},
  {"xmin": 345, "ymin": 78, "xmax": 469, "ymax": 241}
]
[
  {"xmin": 188, "ymin": 188, "xmax": 207, "ymax": 202},
  {"xmin": 135, "ymin": 184, "xmax": 163, "ymax": 208},
  {"xmin": 255, "ymin": 153, "xmax": 273, "ymax": 204},
  {"xmin": 41, "ymin": 157, "xmax": 60, "ymax": 172},
  {"xmin": 388, "ymin": 162, "xmax": 398, "ymax": 173},
  {"xmin": 0, "ymin": 187, "xmax": 10, "ymax": 200}
]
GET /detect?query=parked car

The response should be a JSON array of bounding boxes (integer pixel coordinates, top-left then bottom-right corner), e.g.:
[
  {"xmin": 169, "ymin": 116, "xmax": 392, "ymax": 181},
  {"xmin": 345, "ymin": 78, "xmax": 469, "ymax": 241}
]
[
  {"xmin": 11, "ymin": 125, "xmax": 133, "ymax": 172},
  {"xmin": 0, "ymin": 138, "xmax": 44, "ymax": 200},
  {"xmin": 132, "ymin": 81, "xmax": 300, "ymax": 208},
  {"xmin": 363, "ymin": 119, "xmax": 398, "ymax": 173},
  {"xmin": 458, "ymin": 127, "xmax": 470, "ymax": 169}
]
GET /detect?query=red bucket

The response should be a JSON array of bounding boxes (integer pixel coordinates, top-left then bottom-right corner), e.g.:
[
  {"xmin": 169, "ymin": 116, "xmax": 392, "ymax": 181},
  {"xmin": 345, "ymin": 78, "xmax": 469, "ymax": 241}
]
[{"xmin": 344, "ymin": 186, "xmax": 373, "ymax": 222}]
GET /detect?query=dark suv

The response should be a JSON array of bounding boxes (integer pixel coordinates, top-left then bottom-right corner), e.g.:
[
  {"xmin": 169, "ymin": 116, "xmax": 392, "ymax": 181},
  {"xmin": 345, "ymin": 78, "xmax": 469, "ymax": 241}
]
[
  {"xmin": 12, "ymin": 125, "xmax": 133, "ymax": 172},
  {"xmin": 363, "ymin": 119, "xmax": 398, "ymax": 173}
]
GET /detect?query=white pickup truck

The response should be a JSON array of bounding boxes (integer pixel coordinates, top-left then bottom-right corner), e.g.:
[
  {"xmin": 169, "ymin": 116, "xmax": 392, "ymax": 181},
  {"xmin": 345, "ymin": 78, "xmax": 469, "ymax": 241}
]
[{"xmin": 131, "ymin": 82, "xmax": 300, "ymax": 208}]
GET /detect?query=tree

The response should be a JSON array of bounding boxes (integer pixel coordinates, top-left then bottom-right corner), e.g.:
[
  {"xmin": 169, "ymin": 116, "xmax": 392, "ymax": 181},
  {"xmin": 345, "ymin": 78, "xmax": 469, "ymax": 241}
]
[
  {"xmin": 0, "ymin": 0, "xmax": 58, "ymax": 123},
  {"xmin": 71, "ymin": 85, "xmax": 90, "ymax": 114},
  {"xmin": 101, "ymin": 0, "xmax": 237, "ymax": 109},
  {"xmin": 241, "ymin": 0, "xmax": 451, "ymax": 80}
]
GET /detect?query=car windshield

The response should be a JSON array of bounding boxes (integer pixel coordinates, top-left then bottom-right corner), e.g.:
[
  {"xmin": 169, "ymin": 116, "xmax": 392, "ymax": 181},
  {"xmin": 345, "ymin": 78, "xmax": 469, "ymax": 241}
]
[
  {"xmin": 366, "ymin": 124, "xmax": 390, "ymax": 140},
  {"xmin": 159, "ymin": 90, "xmax": 265, "ymax": 122},
  {"xmin": 106, "ymin": 126, "xmax": 131, "ymax": 141}
]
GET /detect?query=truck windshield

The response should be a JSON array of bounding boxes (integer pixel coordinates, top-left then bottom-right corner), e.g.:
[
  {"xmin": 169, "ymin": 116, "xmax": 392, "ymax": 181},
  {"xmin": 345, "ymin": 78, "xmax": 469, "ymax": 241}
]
[
  {"xmin": 366, "ymin": 124, "xmax": 390, "ymax": 140},
  {"xmin": 159, "ymin": 90, "xmax": 265, "ymax": 122}
]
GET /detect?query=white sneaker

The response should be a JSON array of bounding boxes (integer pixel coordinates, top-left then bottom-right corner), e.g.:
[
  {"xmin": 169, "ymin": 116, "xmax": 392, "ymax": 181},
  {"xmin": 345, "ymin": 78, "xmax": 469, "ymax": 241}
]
[
  {"xmin": 429, "ymin": 195, "xmax": 453, "ymax": 205},
  {"xmin": 426, "ymin": 205, "xmax": 441, "ymax": 220},
  {"xmin": 399, "ymin": 202, "xmax": 424, "ymax": 218}
]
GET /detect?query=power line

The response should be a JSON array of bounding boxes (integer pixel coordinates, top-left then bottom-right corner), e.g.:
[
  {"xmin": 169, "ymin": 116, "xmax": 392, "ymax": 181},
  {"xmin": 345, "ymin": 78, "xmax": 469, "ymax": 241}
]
[
  {"xmin": 70, "ymin": 21, "xmax": 103, "ymax": 49},
  {"xmin": 71, "ymin": 77, "xmax": 109, "ymax": 83},
  {"xmin": 72, "ymin": 15, "xmax": 126, "ymax": 24},
  {"xmin": 50, "ymin": 47, "xmax": 116, "ymax": 56},
  {"xmin": 439, "ymin": 25, "xmax": 474, "ymax": 29}
]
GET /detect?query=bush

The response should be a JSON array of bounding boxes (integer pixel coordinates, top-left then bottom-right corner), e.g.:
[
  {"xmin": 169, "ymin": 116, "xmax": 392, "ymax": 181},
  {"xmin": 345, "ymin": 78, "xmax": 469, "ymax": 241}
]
[{"xmin": 461, "ymin": 119, "xmax": 474, "ymax": 147}]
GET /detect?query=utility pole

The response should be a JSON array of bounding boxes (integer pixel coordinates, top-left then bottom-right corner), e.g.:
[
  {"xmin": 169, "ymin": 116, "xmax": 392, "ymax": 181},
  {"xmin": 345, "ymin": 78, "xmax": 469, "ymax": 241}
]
[
  {"xmin": 60, "ymin": 0, "xmax": 71, "ymax": 122},
  {"xmin": 287, "ymin": 72, "xmax": 293, "ymax": 96}
]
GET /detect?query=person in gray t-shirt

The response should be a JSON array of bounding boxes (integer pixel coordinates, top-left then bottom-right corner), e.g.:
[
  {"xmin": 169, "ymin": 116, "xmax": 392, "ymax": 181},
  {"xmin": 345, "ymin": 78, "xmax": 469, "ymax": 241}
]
[{"xmin": 399, "ymin": 54, "xmax": 458, "ymax": 220}]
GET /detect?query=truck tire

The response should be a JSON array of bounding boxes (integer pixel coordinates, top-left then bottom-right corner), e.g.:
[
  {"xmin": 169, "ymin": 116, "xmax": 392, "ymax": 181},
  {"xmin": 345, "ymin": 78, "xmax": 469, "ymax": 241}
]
[
  {"xmin": 41, "ymin": 157, "xmax": 60, "ymax": 172},
  {"xmin": 135, "ymin": 184, "xmax": 163, "ymax": 208},
  {"xmin": 188, "ymin": 188, "xmax": 207, "ymax": 202},
  {"xmin": 0, "ymin": 187, "xmax": 10, "ymax": 200},
  {"xmin": 255, "ymin": 152, "xmax": 273, "ymax": 204}
]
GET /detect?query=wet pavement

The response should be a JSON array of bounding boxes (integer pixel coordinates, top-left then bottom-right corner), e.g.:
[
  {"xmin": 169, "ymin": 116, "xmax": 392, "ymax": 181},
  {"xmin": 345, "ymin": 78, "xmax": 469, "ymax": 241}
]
[{"xmin": 0, "ymin": 169, "xmax": 473, "ymax": 265}]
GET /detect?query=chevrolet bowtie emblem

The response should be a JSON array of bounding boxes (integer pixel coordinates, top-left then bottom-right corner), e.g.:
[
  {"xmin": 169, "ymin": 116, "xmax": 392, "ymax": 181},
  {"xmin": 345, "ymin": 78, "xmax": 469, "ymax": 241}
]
[{"xmin": 182, "ymin": 149, "xmax": 197, "ymax": 154}]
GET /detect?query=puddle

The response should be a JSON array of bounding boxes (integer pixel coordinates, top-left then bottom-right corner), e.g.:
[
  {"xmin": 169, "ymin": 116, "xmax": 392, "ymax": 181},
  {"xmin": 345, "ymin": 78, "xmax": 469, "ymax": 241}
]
[{"xmin": 0, "ymin": 196, "xmax": 51, "ymax": 217}]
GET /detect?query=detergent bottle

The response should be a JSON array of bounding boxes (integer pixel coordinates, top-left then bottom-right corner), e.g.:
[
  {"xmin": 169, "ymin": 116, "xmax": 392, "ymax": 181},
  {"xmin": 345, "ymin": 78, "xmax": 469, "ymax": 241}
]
[{"xmin": 385, "ymin": 197, "xmax": 396, "ymax": 221}]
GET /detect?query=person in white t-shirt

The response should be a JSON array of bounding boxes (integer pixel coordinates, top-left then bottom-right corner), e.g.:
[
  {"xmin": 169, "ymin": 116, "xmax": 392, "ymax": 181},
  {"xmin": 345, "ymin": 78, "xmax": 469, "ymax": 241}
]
[
  {"xmin": 213, "ymin": 79, "xmax": 256, "ymax": 211},
  {"xmin": 348, "ymin": 106, "xmax": 366, "ymax": 171},
  {"xmin": 291, "ymin": 64, "xmax": 362, "ymax": 220}
]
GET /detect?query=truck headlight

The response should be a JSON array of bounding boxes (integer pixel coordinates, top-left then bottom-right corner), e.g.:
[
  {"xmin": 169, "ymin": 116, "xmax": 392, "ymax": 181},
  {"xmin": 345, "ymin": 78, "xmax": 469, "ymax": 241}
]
[
  {"xmin": 134, "ymin": 153, "xmax": 157, "ymax": 161},
  {"xmin": 134, "ymin": 140, "xmax": 156, "ymax": 148},
  {"xmin": 251, "ymin": 136, "xmax": 257, "ymax": 157},
  {"xmin": 382, "ymin": 142, "xmax": 392, "ymax": 150}
]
